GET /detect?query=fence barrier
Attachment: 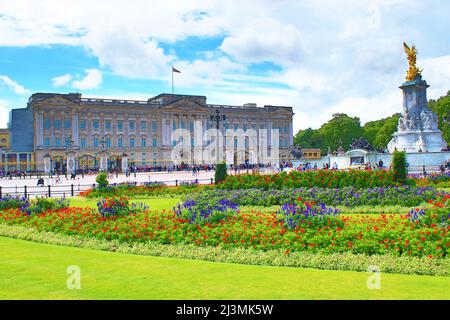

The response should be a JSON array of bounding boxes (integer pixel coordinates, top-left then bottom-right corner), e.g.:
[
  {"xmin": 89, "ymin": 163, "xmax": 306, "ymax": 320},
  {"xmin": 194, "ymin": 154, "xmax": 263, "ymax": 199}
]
[{"xmin": 0, "ymin": 178, "xmax": 215, "ymax": 199}]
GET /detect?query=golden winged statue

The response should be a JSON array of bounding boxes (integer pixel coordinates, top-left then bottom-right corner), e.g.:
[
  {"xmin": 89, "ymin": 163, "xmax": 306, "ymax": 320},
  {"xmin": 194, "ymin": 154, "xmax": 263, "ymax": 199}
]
[{"xmin": 403, "ymin": 42, "xmax": 422, "ymax": 81}]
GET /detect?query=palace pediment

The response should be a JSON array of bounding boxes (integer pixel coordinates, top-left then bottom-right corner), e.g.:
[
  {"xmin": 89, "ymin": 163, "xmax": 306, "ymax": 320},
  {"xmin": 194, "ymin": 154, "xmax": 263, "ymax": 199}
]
[
  {"xmin": 29, "ymin": 93, "xmax": 81, "ymax": 109},
  {"xmin": 40, "ymin": 97, "xmax": 78, "ymax": 106},
  {"xmin": 160, "ymin": 98, "xmax": 209, "ymax": 113}
]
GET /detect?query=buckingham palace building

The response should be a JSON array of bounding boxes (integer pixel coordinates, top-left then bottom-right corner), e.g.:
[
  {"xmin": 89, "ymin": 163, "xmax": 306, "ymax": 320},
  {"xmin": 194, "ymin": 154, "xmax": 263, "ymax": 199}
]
[{"xmin": 7, "ymin": 92, "xmax": 294, "ymax": 173}]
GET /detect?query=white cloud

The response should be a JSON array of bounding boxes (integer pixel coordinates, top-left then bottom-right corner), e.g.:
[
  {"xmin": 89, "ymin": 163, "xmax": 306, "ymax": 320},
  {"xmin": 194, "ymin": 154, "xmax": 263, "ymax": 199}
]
[
  {"xmin": 0, "ymin": 100, "xmax": 11, "ymax": 128},
  {"xmin": 0, "ymin": 75, "xmax": 28, "ymax": 95},
  {"xmin": 72, "ymin": 69, "xmax": 103, "ymax": 90},
  {"xmin": 220, "ymin": 18, "xmax": 304, "ymax": 65},
  {"xmin": 0, "ymin": 0, "xmax": 449, "ymax": 133},
  {"xmin": 420, "ymin": 55, "xmax": 450, "ymax": 99},
  {"xmin": 52, "ymin": 74, "xmax": 72, "ymax": 87},
  {"xmin": 83, "ymin": 28, "xmax": 173, "ymax": 79}
]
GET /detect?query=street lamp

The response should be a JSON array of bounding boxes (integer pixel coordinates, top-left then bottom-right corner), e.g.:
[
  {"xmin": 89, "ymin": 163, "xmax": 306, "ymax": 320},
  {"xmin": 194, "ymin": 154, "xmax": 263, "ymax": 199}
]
[
  {"xmin": 210, "ymin": 109, "xmax": 226, "ymax": 163},
  {"xmin": 100, "ymin": 136, "xmax": 107, "ymax": 152},
  {"xmin": 65, "ymin": 136, "xmax": 78, "ymax": 178},
  {"xmin": 44, "ymin": 153, "xmax": 52, "ymax": 176},
  {"xmin": 97, "ymin": 136, "xmax": 108, "ymax": 172}
]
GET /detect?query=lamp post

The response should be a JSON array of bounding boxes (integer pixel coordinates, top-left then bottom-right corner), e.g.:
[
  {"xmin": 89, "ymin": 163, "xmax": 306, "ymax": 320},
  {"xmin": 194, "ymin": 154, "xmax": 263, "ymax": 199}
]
[
  {"xmin": 98, "ymin": 136, "xmax": 108, "ymax": 172},
  {"xmin": 210, "ymin": 109, "xmax": 226, "ymax": 164},
  {"xmin": 65, "ymin": 136, "xmax": 79, "ymax": 178}
]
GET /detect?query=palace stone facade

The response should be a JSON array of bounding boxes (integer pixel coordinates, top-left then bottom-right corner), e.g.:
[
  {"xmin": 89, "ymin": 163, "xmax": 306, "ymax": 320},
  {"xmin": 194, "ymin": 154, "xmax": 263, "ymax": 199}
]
[{"xmin": 29, "ymin": 93, "xmax": 294, "ymax": 172}]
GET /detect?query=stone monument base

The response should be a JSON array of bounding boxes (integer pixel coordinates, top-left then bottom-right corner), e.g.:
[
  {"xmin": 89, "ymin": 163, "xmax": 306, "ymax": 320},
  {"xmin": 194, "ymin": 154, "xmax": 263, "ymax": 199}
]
[{"xmin": 388, "ymin": 130, "xmax": 447, "ymax": 153}]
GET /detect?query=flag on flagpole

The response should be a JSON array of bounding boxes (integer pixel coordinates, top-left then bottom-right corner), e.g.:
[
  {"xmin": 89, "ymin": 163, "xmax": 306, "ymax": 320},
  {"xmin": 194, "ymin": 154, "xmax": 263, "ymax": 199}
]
[{"xmin": 172, "ymin": 66, "xmax": 181, "ymax": 94}]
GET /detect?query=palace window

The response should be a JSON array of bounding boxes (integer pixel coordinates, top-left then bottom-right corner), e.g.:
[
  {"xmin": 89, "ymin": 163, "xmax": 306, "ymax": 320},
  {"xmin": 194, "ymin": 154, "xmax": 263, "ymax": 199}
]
[
  {"xmin": 55, "ymin": 137, "xmax": 61, "ymax": 147},
  {"xmin": 44, "ymin": 118, "xmax": 50, "ymax": 129},
  {"xmin": 44, "ymin": 137, "xmax": 50, "ymax": 148},
  {"xmin": 180, "ymin": 119, "xmax": 185, "ymax": 129},
  {"xmin": 105, "ymin": 120, "xmax": 111, "ymax": 131},
  {"xmin": 54, "ymin": 119, "xmax": 61, "ymax": 130},
  {"xmin": 152, "ymin": 138, "xmax": 158, "ymax": 147},
  {"xmin": 80, "ymin": 137, "xmax": 86, "ymax": 149},
  {"xmin": 117, "ymin": 120, "xmax": 123, "ymax": 131},
  {"xmin": 129, "ymin": 120, "xmax": 136, "ymax": 131},
  {"xmin": 93, "ymin": 119, "xmax": 99, "ymax": 130},
  {"xmin": 64, "ymin": 119, "xmax": 71, "ymax": 129},
  {"xmin": 129, "ymin": 138, "xmax": 135, "ymax": 148},
  {"xmin": 152, "ymin": 120, "xmax": 157, "ymax": 132},
  {"xmin": 106, "ymin": 137, "xmax": 111, "ymax": 148},
  {"xmin": 93, "ymin": 138, "xmax": 99, "ymax": 148},
  {"xmin": 141, "ymin": 138, "xmax": 146, "ymax": 148},
  {"xmin": 140, "ymin": 121, "xmax": 146, "ymax": 131},
  {"xmin": 118, "ymin": 137, "xmax": 123, "ymax": 148},
  {"xmin": 80, "ymin": 120, "xmax": 86, "ymax": 129}
]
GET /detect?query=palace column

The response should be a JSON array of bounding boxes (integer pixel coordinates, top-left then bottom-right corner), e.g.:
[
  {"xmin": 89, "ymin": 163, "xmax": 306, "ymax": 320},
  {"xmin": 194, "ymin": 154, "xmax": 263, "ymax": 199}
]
[
  {"xmin": 16, "ymin": 153, "xmax": 20, "ymax": 170},
  {"xmin": 50, "ymin": 111, "xmax": 55, "ymax": 147},
  {"xmin": 36, "ymin": 111, "xmax": 44, "ymax": 147},
  {"xmin": 72, "ymin": 112, "xmax": 79, "ymax": 147},
  {"xmin": 289, "ymin": 121, "xmax": 294, "ymax": 146},
  {"xmin": 27, "ymin": 154, "xmax": 31, "ymax": 171}
]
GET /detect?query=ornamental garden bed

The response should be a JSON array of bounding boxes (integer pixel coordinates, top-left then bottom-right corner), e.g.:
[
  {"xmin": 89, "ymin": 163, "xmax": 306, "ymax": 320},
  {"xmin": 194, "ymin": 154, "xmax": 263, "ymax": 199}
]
[
  {"xmin": 0, "ymin": 195, "xmax": 448, "ymax": 264},
  {"xmin": 183, "ymin": 186, "xmax": 446, "ymax": 207}
]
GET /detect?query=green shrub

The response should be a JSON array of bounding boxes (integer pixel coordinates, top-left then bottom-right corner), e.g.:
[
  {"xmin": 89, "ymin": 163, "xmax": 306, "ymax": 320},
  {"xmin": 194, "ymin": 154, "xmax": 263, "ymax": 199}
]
[
  {"xmin": 392, "ymin": 151, "xmax": 407, "ymax": 184},
  {"xmin": 25, "ymin": 197, "xmax": 70, "ymax": 215},
  {"xmin": 214, "ymin": 162, "xmax": 228, "ymax": 184},
  {"xmin": 96, "ymin": 172, "xmax": 109, "ymax": 188},
  {"xmin": 0, "ymin": 196, "xmax": 27, "ymax": 210}
]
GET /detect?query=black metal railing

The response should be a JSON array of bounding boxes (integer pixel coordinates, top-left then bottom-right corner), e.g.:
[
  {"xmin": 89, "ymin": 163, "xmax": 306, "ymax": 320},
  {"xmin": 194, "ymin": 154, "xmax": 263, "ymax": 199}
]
[{"xmin": 0, "ymin": 178, "xmax": 215, "ymax": 199}]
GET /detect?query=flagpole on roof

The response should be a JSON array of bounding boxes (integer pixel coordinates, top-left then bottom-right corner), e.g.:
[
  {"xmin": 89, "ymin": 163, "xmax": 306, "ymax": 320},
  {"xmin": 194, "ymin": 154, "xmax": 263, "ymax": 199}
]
[{"xmin": 171, "ymin": 66, "xmax": 181, "ymax": 94}]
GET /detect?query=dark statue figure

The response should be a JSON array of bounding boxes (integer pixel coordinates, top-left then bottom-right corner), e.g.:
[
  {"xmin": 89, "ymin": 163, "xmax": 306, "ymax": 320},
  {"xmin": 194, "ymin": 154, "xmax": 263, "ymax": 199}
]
[
  {"xmin": 291, "ymin": 148, "xmax": 303, "ymax": 159},
  {"xmin": 349, "ymin": 138, "xmax": 375, "ymax": 151}
]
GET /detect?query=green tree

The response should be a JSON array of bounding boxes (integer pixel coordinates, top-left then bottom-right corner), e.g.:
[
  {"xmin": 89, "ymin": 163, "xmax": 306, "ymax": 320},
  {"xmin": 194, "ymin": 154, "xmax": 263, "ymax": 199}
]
[
  {"xmin": 294, "ymin": 128, "xmax": 324, "ymax": 153},
  {"xmin": 363, "ymin": 113, "xmax": 400, "ymax": 150},
  {"xmin": 318, "ymin": 113, "xmax": 363, "ymax": 154},
  {"xmin": 392, "ymin": 151, "xmax": 407, "ymax": 184},
  {"xmin": 214, "ymin": 162, "xmax": 228, "ymax": 184},
  {"xmin": 96, "ymin": 172, "xmax": 109, "ymax": 188},
  {"xmin": 429, "ymin": 91, "xmax": 450, "ymax": 144}
]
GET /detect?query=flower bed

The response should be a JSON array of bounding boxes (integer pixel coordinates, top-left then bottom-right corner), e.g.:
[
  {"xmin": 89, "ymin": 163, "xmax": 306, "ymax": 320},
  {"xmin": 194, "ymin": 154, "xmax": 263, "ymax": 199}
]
[
  {"xmin": 97, "ymin": 197, "xmax": 148, "ymax": 218},
  {"xmin": 0, "ymin": 196, "xmax": 448, "ymax": 259},
  {"xmin": 184, "ymin": 186, "xmax": 445, "ymax": 207},
  {"xmin": 218, "ymin": 170, "xmax": 405, "ymax": 190},
  {"xmin": 415, "ymin": 173, "xmax": 450, "ymax": 188},
  {"xmin": 80, "ymin": 182, "xmax": 209, "ymax": 198}
]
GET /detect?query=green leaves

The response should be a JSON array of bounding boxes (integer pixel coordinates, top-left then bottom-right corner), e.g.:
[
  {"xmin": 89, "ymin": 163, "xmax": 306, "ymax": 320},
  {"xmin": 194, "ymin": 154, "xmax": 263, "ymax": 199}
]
[{"xmin": 294, "ymin": 113, "xmax": 401, "ymax": 153}]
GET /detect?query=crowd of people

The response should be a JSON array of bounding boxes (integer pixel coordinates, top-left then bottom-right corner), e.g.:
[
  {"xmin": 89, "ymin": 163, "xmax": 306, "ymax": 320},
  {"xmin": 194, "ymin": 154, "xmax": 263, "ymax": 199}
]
[{"xmin": 2, "ymin": 158, "xmax": 449, "ymax": 186}]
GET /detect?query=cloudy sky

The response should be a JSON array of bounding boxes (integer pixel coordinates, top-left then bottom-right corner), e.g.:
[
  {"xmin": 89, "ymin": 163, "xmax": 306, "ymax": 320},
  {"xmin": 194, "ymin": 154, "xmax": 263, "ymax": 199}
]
[{"xmin": 0, "ymin": 0, "xmax": 449, "ymax": 133}]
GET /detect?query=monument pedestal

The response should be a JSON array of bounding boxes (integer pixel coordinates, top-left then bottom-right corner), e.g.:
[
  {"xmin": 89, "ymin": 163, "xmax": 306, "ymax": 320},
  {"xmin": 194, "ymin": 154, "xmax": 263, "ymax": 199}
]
[
  {"xmin": 389, "ymin": 130, "xmax": 447, "ymax": 153},
  {"xmin": 388, "ymin": 75, "xmax": 448, "ymax": 153}
]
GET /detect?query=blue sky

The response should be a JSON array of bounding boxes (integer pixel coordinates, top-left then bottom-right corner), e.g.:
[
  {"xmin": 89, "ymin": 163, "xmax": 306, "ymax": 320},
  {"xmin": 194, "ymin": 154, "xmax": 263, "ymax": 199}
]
[{"xmin": 1, "ymin": 0, "xmax": 450, "ymax": 133}]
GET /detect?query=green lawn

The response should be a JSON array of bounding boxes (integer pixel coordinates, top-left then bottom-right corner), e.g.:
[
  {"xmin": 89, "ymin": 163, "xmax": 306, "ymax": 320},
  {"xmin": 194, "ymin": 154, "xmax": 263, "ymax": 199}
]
[
  {"xmin": 70, "ymin": 197, "xmax": 181, "ymax": 211},
  {"xmin": 1, "ymin": 236, "xmax": 449, "ymax": 300}
]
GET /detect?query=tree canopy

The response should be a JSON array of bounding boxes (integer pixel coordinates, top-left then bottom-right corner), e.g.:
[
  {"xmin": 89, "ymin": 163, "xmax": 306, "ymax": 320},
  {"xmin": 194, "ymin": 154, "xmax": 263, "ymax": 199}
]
[
  {"xmin": 429, "ymin": 91, "xmax": 450, "ymax": 143},
  {"xmin": 294, "ymin": 90, "xmax": 450, "ymax": 155}
]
